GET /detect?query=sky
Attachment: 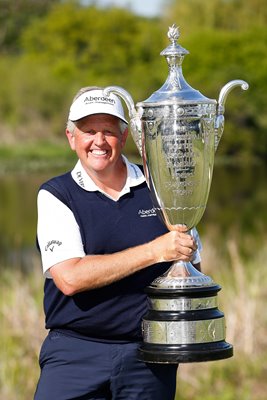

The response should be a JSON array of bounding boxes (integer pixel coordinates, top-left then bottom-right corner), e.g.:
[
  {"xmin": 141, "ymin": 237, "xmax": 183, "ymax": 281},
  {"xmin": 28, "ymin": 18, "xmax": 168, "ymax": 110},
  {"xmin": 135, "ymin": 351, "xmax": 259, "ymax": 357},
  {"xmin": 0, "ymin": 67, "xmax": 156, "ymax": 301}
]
[{"xmin": 87, "ymin": 0, "xmax": 167, "ymax": 18}]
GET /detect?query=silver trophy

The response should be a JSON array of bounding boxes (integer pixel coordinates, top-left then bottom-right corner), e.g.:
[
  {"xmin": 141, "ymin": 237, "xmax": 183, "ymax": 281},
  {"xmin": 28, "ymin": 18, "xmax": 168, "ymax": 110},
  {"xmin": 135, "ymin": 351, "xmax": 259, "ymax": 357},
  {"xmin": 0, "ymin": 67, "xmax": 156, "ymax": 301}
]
[{"xmin": 104, "ymin": 24, "xmax": 248, "ymax": 363}]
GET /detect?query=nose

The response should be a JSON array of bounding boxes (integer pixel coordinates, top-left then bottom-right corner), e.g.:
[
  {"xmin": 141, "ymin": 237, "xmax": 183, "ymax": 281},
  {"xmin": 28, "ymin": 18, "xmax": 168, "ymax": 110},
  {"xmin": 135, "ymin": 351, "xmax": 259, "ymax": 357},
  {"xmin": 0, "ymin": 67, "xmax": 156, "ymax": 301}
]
[{"xmin": 93, "ymin": 131, "xmax": 106, "ymax": 146}]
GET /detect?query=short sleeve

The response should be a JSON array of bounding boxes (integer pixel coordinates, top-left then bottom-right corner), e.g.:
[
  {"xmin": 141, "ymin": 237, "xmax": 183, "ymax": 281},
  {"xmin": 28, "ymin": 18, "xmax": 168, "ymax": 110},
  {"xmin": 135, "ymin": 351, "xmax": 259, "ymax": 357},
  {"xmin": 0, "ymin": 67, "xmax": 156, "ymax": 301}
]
[{"xmin": 37, "ymin": 189, "xmax": 85, "ymax": 277}]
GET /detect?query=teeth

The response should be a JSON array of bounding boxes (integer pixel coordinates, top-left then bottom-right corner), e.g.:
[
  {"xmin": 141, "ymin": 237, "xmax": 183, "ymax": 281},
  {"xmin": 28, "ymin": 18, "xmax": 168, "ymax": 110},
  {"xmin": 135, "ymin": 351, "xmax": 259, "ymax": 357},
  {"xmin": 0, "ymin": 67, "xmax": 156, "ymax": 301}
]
[{"xmin": 91, "ymin": 150, "xmax": 107, "ymax": 155}]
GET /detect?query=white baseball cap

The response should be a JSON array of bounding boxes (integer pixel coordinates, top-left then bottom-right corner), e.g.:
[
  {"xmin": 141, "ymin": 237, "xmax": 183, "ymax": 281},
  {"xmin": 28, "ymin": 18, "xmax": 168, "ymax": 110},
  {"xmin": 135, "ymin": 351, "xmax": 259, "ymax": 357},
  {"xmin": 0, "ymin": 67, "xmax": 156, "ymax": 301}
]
[{"xmin": 68, "ymin": 89, "xmax": 128, "ymax": 124}]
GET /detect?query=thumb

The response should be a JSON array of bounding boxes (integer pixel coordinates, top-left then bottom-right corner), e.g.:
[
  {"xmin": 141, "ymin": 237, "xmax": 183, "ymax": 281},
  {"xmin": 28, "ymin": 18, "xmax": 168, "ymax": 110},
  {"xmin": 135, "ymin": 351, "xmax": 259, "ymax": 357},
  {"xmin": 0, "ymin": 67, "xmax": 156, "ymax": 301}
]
[{"xmin": 172, "ymin": 224, "xmax": 188, "ymax": 233}]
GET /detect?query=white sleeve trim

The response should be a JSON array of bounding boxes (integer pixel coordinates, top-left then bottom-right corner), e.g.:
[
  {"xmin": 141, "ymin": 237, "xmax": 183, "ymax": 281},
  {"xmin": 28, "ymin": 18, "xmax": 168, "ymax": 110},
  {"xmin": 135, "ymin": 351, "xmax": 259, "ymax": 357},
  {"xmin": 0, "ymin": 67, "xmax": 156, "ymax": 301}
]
[{"xmin": 37, "ymin": 189, "xmax": 85, "ymax": 278}]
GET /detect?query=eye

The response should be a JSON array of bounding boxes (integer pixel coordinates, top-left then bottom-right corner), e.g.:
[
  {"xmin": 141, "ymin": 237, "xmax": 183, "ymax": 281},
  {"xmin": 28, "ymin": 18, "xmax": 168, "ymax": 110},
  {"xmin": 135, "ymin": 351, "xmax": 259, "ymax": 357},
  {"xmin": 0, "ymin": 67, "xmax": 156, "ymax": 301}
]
[
  {"xmin": 103, "ymin": 130, "xmax": 114, "ymax": 136},
  {"xmin": 83, "ymin": 129, "xmax": 96, "ymax": 135}
]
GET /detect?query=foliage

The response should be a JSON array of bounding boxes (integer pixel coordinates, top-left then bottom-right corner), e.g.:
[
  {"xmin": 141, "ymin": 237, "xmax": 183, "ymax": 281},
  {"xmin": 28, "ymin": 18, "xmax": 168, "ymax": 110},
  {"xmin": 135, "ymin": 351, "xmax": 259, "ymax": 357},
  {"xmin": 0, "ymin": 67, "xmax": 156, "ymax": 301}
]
[
  {"xmin": 0, "ymin": 0, "xmax": 56, "ymax": 53},
  {"xmin": 165, "ymin": 0, "xmax": 267, "ymax": 32},
  {"xmin": 1, "ymin": 238, "xmax": 267, "ymax": 399},
  {"xmin": 174, "ymin": 237, "xmax": 267, "ymax": 400},
  {"xmin": 0, "ymin": 0, "xmax": 266, "ymax": 161},
  {"xmin": 0, "ymin": 2, "xmax": 166, "ymax": 140},
  {"xmin": 0, "ymin": 267, "xmax": 46, "ymax": 400},
  {"xmin": 180, "ymin": 28, "xmax": 267, "ymax": 161},
  {"xmin": 164, "ymin": 0, "xmax": 267, "ymax": 161}
]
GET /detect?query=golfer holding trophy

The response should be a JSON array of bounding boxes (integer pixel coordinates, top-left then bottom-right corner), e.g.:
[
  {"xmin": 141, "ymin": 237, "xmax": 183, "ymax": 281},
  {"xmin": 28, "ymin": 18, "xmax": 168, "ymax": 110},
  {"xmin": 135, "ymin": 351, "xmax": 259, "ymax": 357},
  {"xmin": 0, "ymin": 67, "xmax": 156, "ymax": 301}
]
[{"xmin": 104, "ymin": 24, "xmax": 248, "ymax": 364}]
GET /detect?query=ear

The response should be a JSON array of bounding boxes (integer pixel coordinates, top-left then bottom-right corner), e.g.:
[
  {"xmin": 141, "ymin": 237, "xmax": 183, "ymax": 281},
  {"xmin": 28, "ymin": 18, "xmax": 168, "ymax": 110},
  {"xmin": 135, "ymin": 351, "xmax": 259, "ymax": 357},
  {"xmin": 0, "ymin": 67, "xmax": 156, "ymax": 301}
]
[
  {"xmin": 66, "ymin": 129, "xmax": 76, "ymax": 151},
  {"xmin": 120, "ymin": 127, "xmax": 128, "ymax": 148}
]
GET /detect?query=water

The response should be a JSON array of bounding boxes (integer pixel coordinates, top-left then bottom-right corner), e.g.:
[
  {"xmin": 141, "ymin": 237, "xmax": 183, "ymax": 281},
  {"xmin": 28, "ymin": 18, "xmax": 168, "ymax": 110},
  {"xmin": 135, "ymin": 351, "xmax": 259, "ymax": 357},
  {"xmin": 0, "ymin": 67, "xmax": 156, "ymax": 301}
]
[{"xmin": 0, "ymin": 164, "xmax": 266, "ymax": 270}]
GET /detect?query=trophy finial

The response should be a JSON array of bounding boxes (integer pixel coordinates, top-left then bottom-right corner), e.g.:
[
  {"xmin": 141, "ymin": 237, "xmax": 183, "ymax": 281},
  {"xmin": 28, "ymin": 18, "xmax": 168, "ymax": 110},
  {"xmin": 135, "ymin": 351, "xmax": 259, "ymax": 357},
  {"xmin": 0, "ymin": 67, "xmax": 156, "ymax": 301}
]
[
  {"xmin": 160, "ymin": 24, "xmax": 189, "ymax": 57},
  {"xmin": 167, "ymin": 24, "xmax": 180, "ymax": 44}
]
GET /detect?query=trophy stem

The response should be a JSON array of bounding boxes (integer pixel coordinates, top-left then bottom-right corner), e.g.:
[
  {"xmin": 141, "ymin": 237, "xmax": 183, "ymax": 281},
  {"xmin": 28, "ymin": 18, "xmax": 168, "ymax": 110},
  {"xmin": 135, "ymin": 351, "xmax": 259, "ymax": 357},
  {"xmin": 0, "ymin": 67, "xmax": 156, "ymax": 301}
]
[{"xmin": 149, "ymin": 260, "xmax": 214, "ymax": 290}]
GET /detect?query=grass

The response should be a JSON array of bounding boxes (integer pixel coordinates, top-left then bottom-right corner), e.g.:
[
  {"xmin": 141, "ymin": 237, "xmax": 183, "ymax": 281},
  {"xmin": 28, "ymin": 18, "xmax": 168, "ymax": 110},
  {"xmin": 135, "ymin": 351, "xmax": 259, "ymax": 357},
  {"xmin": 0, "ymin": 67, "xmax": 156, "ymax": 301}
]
[
  {"xmin": 1, "ymin": 237, "xmax": 266, "ymax": 400},
  {"xmin": 175, "ymin": 237, "xmax": 267, "ymax": 400},
  {"xmin": 0, "ymin": 265, "xmax": 46, "ymax": 399}
]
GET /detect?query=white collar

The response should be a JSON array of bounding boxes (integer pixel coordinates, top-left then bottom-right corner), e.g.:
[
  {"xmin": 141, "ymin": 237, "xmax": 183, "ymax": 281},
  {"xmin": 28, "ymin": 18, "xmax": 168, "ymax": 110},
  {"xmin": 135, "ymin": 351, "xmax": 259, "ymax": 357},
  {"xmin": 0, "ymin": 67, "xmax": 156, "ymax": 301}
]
[{"xmin": 71, "ymin": 155, "xmax": 145, "ymax": 200}]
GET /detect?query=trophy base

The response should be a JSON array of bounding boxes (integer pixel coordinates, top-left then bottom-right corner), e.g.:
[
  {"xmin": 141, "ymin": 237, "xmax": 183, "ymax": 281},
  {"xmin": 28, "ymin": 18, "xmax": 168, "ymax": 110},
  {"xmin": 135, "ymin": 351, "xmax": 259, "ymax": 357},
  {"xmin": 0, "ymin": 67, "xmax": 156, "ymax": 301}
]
[
  {"xmin": 139, "ymin": 267, "xmax": 233, "ymax": 364},
  {"xmin": 138, "ymin": 341, "xmax": 233, "ymax": 364}
]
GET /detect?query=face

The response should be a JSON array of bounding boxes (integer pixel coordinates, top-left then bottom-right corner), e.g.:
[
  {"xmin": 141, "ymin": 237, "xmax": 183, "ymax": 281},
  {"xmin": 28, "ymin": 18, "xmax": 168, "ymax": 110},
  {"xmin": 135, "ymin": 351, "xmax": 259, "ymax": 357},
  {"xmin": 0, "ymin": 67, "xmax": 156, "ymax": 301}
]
[{"xmin": 66, "ymin": 114, "xmax": 128, "ymax": 176}]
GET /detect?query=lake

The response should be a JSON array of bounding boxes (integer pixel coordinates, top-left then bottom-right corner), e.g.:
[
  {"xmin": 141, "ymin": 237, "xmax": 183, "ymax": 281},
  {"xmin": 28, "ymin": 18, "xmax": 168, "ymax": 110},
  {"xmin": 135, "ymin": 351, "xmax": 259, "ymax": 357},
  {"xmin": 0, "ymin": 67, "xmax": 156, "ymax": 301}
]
[{"xmin": 0, "ymin": 162, "xmax": 266, "ymax": 271}]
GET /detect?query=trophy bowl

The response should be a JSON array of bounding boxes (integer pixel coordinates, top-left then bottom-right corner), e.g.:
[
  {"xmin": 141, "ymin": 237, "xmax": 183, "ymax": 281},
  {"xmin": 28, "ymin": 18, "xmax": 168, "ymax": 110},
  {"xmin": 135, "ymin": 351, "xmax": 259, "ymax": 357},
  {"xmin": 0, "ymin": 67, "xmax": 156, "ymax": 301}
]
[{"xmin": 103, "ymin": 24, "xmax": 248, "ymax": 363}]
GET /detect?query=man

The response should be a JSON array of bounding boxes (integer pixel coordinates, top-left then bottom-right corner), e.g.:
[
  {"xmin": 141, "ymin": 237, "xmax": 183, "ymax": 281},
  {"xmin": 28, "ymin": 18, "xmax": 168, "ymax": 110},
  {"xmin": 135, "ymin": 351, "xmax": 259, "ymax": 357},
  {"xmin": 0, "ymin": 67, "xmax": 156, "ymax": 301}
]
[{"xmin": 34, "ymin": 86, "xmax": 202, "ymax": 400}]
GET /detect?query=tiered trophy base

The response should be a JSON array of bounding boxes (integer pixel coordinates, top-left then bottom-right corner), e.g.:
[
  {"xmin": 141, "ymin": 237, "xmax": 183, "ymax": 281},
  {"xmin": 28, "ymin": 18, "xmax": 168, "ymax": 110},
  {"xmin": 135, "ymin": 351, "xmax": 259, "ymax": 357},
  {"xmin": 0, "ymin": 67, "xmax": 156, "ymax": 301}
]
[
  {"xmin": 138, "ymin": 262, "xmax": 233, "ymax": 364},
  {"xmin": 138, "ymin": 341, "xmax": 233, "ymax": 364}
]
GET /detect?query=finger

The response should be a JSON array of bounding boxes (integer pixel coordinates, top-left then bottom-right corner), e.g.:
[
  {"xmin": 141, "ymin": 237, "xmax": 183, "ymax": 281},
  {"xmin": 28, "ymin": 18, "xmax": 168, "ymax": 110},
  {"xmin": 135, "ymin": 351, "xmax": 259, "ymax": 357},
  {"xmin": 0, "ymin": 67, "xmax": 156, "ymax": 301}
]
[
  {"xmin": 176, "ymin": 234, "xmax": 196, "ymax": 249},
  {"xmin": 175, "ymin": 244, "xmax": 191, "ymax": 259},
  {"xmin": 172, "ymin": 224, "xmax": 188, "ymax": 233},
  {"xmin": 179, "ymin": 253, "xmax": 192, "ymax": 262},
  {"xmin": 184, "ymin": 247, "xmax": 194, "ymax": 258}
]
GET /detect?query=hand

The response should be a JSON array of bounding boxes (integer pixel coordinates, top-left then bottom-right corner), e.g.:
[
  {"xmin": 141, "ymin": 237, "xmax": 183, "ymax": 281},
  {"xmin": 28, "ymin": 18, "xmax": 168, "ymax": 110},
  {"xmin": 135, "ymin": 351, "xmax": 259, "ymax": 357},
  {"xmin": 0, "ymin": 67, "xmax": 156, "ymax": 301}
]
[{"xmin": 151, "ymin": 230, "xmax": 197, "ymax": 263}]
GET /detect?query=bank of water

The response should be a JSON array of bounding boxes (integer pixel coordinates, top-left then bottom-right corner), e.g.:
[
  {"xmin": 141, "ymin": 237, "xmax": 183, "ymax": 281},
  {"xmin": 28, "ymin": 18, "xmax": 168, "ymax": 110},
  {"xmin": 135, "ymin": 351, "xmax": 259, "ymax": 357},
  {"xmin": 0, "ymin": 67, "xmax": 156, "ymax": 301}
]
[{"xmin": 0, "ymin": 162, "xmax": 266, "ymax": 270}]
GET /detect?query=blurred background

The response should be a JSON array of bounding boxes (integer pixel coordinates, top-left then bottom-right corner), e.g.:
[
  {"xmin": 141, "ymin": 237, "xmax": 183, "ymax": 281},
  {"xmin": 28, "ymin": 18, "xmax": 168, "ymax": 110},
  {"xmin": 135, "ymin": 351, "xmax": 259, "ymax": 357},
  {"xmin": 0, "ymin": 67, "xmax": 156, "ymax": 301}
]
[{"xmin": 0, "ymin": 0, "xmax": 266, "ymax": 399}]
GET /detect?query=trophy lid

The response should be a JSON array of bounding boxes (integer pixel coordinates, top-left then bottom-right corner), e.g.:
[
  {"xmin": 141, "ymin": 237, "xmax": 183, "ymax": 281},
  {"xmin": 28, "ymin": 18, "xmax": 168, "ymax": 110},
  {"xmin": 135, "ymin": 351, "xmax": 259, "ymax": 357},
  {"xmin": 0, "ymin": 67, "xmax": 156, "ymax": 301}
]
[{"xmin": 138, "ymin": 25, "xmax": 215, "ymax": 106}]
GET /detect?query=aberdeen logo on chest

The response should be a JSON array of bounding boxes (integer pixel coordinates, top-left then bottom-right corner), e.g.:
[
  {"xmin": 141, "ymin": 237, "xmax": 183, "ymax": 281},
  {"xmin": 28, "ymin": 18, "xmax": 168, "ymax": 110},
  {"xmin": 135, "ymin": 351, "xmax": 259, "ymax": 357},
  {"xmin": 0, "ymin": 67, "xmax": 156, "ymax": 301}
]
[{"xmin": 138, "ymin": 208, "xmax": 157, "ymax": 218}]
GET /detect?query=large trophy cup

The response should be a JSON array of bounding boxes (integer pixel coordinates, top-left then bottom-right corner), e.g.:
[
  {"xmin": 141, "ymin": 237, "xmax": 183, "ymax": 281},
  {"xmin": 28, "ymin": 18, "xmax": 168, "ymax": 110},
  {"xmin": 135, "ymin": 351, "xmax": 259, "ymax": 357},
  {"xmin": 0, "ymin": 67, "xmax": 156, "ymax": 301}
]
[{"xmin": 104, "ymin": 25, "xmax": 248, "ymax": 363}]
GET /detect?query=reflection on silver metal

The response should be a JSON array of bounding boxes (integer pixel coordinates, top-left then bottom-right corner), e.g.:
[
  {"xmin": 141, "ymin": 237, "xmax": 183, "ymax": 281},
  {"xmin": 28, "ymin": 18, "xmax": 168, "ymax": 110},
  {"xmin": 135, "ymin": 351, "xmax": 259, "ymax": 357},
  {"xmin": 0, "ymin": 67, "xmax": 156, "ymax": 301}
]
[
  {"xmin": 150, "ymin": 296, "xmax": 218, "ymax": 311},
  {"xmin": 149, "ymin": 260, "xmax": 214, "ymax": 289},
  {"xmin": 103, "ymin": 24, "xmax": 247, "ymax": 363},
  {"xmin": 142, "ymin": 318, "xmax": 225, "ymax": 344},
  {"xmin": 103, "ymin": 24, "xmax": 248, "ymax": 289}
]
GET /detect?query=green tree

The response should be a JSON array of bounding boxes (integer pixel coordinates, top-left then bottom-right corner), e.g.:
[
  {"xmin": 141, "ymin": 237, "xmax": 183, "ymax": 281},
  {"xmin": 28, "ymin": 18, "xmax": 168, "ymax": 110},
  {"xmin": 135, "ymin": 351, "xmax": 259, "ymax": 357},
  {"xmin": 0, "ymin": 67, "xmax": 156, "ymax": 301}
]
[
  {"xmin": 165, "ymin": 0, "xmax": 267, "ymax": 33},
  {"xmin": 162, "ymin": 0, "xmax": 267, "ymax": 161},
  {"xmin": 0, "ymin": 0, "xmax": 266, "ymax": 161},
  {"xmin": 0, "ymin": 2, "xmax": 166, "ymax": 146},
  {"xmin": 0, "ymin": 0, "xmax": 56, "ymax": 53}
]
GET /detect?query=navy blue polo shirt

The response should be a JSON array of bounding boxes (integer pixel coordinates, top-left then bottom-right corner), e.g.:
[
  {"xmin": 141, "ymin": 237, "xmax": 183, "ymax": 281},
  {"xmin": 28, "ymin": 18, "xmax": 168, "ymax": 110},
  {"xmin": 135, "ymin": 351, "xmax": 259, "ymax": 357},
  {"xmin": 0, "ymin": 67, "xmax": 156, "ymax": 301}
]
[{"xmin": 38, "ymin": 166, "xmax": 171, "ymax": 342}]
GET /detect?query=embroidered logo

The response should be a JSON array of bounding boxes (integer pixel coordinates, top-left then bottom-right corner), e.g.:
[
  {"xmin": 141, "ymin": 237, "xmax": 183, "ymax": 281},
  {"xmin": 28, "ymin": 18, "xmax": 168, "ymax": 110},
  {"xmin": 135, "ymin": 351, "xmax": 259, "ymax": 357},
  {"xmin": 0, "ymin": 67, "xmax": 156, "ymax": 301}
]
[
  {"xmin": 45, "ymin": 240, "xmax": 62, "ymax": 252},
  {"xmin": 84, "ymin": 95, "xmax": 115, "ymax": 105},
  {"xmin": 76, "ymin": 170, "xmax": 85, "ymax": 188},
  {"xmin": 138, "ymin": 208, "xmax": 157, "ymax": 218}
]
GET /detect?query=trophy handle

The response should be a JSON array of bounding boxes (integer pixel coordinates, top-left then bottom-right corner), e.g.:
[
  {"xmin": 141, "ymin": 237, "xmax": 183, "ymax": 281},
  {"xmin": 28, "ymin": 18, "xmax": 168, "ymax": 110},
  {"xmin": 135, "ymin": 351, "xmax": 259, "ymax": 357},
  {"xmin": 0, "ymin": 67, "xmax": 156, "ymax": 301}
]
[
  {"xmin": 215, "ymin": 79, "xmax": 249, "ymax": 151},
  {"xmin": 103, "ymin": 86, "xmax": 143, "ymax": 155}
]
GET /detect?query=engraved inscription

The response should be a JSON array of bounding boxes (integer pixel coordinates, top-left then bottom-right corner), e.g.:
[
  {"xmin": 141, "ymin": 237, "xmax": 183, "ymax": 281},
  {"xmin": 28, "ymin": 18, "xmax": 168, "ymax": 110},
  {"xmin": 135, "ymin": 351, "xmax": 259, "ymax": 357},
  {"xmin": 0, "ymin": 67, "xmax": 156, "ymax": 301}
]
[
  {"xmin": 159, "ymin": 119, "xmax": 202, "ymax": 197},
  {"xmin": 143, "ymin": 318, "xmax": 226, "ymax": 345},
  {"xmin": 150, "ymin": 296, "xmax": 218, "ymax": 311},
  {"xmin": 143, "ymin": 321, "xmax": 166, "ymax": 343}
]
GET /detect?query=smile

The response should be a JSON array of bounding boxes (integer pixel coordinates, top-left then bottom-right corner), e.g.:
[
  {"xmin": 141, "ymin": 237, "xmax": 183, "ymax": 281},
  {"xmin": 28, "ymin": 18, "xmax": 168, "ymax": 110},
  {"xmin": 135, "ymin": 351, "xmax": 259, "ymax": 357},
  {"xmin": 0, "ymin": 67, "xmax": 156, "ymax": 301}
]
[{"xmin": 90, "ymin": 150, "xmax": 108, "ymax": 156}]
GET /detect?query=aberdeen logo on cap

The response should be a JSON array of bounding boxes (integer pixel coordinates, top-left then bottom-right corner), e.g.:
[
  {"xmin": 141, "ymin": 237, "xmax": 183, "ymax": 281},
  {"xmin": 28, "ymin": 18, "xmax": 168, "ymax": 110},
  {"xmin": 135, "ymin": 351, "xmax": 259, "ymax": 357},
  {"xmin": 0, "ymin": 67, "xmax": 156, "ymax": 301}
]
[
  {"xmin": 68, "ymin": 88, "xmax": 128, "ymax": 123},
  {"xmin": 83, "ymin": 95, "xmax": 115, "ymax": 105}
]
